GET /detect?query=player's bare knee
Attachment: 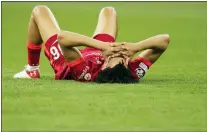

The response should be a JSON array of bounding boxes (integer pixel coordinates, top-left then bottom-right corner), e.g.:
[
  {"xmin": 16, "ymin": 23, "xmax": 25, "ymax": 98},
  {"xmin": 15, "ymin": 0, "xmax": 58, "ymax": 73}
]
[
  {"xmin": 102, "ymin": 7, "xmax": 115, "ymax": 12},
  {"xmin": 32, "ymin": 5, "xmax": 49, "ymax": 18},
  {"xmin": 101, "ymin": 7, "xmax": 116, "ymax": 16}
]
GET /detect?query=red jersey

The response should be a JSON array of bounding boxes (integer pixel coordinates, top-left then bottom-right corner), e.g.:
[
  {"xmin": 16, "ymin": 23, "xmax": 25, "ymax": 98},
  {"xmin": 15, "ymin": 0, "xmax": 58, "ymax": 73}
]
[{"xmin": 44, "ymin": 34, "xmax": 152, "ymax": 82}]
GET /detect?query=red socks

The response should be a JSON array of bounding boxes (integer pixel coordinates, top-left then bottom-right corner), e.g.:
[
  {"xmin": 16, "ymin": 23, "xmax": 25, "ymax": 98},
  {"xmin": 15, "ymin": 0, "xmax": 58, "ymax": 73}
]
[{"xmin": 27, "ymin": 41, "xmax": 42, "ymax": 66}]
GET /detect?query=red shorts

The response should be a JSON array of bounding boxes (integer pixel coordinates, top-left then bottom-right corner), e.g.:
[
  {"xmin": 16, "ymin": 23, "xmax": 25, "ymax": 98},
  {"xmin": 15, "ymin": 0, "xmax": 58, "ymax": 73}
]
[
  {"xmin": 44, "ymin": 33, "xmax": 115, "ymax": 75},
  {"xmin": 80, "ymin": 34, "xmax": 115, "ymax": 57}
]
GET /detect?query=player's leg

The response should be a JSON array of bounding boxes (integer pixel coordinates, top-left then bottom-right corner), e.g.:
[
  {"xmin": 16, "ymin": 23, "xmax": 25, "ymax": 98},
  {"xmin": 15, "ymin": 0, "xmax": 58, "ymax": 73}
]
[
  {"xmin": 30, "ymin": 5, "xmax": 60, "ymax": 43},
  {"xmin": 81, "ymin": 7, "xmax": 118, "ymax": 54},
  {"xmin": 14, "ymin": 5, "xmax": 81, "ymax": 79},
  {"xmin": 14, "ymin": 5, "xmax": 59, "ymax": 79},
  {"xmin": 32, "ymin": 6, "xmax": 82, "ymax": 64},
  {"xmin": 93, "ymin": 7, "xmax": 118, "ymax": 39},
  {"xmin": 138, "ymin": 35, "xmax": 170, "ymax": 64}
]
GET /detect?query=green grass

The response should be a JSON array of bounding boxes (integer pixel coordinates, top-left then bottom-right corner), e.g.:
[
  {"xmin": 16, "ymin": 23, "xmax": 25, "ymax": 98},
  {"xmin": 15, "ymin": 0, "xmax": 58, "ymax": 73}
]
[{"xmin": 2, "ymin": 2, "xmax": 207, "ymax": 131}]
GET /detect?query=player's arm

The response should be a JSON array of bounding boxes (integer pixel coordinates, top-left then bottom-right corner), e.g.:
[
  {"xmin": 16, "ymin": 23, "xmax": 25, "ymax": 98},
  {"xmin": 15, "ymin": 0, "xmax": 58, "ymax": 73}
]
[
  {"xmin": 57, "ymin": 30, "xmax": 120, "ymax": 55},
  {"xmin": 137, "ymin": 35, "xmax": 170, "ymax": 64},
  {"xmin": 133, "ymin": 34, "xmax": 170, "ymax": 64},
  {"xmin": 112, "ymin": 34, "xmax": 170, "ymax": 64}
]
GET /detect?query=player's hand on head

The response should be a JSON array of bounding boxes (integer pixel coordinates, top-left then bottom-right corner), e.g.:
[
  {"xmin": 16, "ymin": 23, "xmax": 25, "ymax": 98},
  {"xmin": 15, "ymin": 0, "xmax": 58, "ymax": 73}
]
[
  {"xmin": 101, "ymin": 42, "xmax": 124, "ymax": 59},
  {"xmin": 118, "ymin": 42, "xmax": 137, "ymax": 60},
  {"xmin": 109, "ymin": 42, "xmax": 125, "ymax": 47},
  {"xmin": 109, "ymin": 42, "xmax": 137, "ymax": 60},
  {"xmin": 101, "ymin": 42, "xmax": 138, "ymax": 61},
  {"xmin": 110, "ymin": 52, "xmax": 122, "ymax": 58}
]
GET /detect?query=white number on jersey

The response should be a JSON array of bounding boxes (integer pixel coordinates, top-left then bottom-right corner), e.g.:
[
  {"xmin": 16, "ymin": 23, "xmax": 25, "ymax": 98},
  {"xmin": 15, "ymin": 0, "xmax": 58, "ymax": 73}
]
[{"xmin": 50, "ymin": 46, "xmax": 60, "ymax": 60}]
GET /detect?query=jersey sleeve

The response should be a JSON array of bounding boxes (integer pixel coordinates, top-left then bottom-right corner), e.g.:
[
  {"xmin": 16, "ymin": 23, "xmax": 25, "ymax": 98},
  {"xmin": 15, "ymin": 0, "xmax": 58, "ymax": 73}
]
[
  {"xmin": 134, "ymin": 57, "xmax": 152, "ymax": 68},
  {"xmin": 128, "ymin": 57, "xmax": 152, "ymax": 79},
  {"xmin": 54, "ymin": 58, "xmax": 85, "ymax": 80}
]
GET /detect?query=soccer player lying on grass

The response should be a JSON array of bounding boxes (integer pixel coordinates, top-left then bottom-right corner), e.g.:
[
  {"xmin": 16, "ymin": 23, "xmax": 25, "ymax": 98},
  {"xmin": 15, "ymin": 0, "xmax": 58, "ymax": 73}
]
[{"xmin": 14, "ymin": 5, "xmax": 170, "ymax": 83}]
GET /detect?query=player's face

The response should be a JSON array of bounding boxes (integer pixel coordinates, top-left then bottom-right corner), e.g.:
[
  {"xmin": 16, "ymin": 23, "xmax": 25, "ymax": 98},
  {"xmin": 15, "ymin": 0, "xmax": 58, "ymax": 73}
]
[{"xmin": 102, "ymin": 57, "xmax": 128, "ymax": 69}]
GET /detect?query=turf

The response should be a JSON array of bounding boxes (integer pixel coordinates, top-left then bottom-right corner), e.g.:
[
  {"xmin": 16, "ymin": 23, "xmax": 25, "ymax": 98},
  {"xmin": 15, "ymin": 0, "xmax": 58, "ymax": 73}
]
[{"xmin": 2, "ymin": 2, "xmax": 207, "ymax": 131}]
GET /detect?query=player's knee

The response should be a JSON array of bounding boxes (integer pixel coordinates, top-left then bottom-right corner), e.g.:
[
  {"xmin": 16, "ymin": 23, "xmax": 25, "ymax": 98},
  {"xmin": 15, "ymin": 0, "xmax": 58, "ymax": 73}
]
[
  {"xmin": 101, "ymin": 7, "xmax": 116, "ymax": 16},
  {"xmin": 32, "ymin": 5, "xmax": 49, "ymax": 18},
  {"xmin": 102, "ymin": 7, "xmax": 115, "ymax": 12}
]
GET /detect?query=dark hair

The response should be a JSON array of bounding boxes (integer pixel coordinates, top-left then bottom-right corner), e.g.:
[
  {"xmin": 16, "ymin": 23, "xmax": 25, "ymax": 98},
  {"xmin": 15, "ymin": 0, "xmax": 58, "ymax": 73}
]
[{"xmin": 95, "ymin": 63, "xmax": 137, "ymax": 83}]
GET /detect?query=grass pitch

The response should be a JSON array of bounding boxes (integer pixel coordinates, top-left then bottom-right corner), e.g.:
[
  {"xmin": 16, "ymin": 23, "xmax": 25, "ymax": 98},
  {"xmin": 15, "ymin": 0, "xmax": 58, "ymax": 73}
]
[{"xmin": 2, "ymin": 2, "xmax": 207, "ymax": 131}]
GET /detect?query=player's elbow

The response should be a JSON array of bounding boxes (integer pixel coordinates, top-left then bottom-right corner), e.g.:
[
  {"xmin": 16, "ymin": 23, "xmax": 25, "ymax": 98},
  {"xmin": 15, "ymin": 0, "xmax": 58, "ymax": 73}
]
[
  {"xmin": 163, "ymin": 34, "xmax": 170, "ymax": 45},
  {"xmin": 163, "ymin": 34, "xmax": 170, "ymax": 50},
  {"xmin": 158, "ymin": 34, "xmax": 170, "ymax": 51}
]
